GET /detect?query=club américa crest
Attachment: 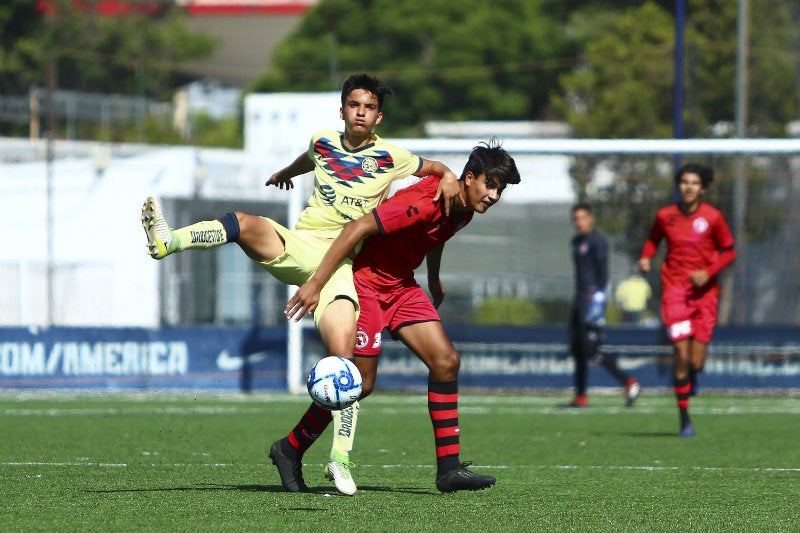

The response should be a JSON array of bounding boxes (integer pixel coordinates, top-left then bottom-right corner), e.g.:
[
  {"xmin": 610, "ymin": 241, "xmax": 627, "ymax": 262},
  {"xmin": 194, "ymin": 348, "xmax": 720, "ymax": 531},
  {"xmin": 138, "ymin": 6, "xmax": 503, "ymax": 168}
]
[{"xmin": 361, "ymin": 156, "xmax": 378, "ymax": 173}]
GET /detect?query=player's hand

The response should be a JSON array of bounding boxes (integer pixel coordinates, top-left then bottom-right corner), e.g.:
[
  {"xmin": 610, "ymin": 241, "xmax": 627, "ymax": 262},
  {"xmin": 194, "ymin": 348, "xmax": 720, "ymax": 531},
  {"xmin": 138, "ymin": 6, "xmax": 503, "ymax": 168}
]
[
  {"xmin": 638, "ymin": 257, "xmax": 651, "ymax": 273},
  {"xmin": 584, "ymin": 290, "xmax": 607, "ymax": 327},
  {"xmin": 690, "ymin": 269, "xmax": 710, "ymax": 288},
  {"xmin": 266, "ymin": 172, "xmax": 295, "ymax": 190},
  {"xmin": 284, "ymin": 280, "xmax": 322, "ymax": 321},
  {"xmin": 433, "ymin": 171, "xmax": 464, "ymax": 217},
  {"xmin": 429, "ymin": 278, "xmax": 446, "ymax": 308}
]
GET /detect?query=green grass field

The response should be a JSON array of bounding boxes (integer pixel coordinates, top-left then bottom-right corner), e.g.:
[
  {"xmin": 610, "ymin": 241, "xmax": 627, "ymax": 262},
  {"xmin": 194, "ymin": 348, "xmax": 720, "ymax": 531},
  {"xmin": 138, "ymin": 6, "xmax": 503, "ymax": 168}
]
[{"xmin": 1, "ymin": 390, "xmax": 798, "ymax": 533}]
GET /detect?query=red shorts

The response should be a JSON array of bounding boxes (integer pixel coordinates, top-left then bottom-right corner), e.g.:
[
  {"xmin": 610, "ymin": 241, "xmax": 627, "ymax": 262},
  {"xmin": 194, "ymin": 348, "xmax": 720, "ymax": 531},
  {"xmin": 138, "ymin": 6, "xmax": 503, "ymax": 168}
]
[
  {"xmin": 354, "ymin": 279, "xmax": 440, "ymax": 357},
  {"xmin": 661, "ymin": 285, "xmax": 719, "ymax": 343}
]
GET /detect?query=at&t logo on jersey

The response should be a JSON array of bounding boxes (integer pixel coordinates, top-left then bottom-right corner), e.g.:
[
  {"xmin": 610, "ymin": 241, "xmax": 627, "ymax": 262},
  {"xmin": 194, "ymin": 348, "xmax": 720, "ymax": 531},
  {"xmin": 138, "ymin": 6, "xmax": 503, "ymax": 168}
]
[
  {"xmin": 320, "ymin": 184, "xmax": 337, "ymax": 206},
  {"xmin": 693, "ymin": 217, "xmax": 709, "ymax": 234}
]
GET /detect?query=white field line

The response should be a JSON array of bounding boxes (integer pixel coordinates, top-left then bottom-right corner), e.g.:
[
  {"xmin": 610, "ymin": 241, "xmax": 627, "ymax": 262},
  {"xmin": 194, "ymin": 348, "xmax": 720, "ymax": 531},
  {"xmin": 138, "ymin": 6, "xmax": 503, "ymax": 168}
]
[{"xmin": 4, "ymin": 461, "xmax": 799, "ymax": 474}]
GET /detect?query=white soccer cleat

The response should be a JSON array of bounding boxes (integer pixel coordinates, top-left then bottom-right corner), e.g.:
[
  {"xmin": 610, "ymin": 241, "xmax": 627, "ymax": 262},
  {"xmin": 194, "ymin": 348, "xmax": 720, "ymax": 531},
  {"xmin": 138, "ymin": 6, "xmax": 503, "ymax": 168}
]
[
  {"xmin": 324, "ymin": 459, "xmax": 357, "ymax": 496},
  {"xmin": 141, "ymin": 196, "xmax": 173, "ymax": 259},
  {"xmin": 625, "ymin": 378, "xmax": 641, "ymax": 407}
]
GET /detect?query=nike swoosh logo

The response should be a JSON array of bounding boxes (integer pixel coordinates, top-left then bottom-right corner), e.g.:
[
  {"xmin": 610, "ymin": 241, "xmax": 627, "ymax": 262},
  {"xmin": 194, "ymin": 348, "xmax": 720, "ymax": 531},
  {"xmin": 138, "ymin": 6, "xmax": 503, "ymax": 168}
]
[{"xmin": 216, "ymin": 350, "xmax": 268, "ymax": 371}]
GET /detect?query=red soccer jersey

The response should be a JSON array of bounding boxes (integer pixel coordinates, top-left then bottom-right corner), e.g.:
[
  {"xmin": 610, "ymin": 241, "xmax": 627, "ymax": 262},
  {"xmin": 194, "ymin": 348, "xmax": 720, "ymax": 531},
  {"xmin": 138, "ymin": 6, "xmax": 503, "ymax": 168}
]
[
  {"xmin": 641, "ymin": 202, "xmax": 735, "ymax": 292},
  {"xmin": 353, "ymin": 175, "xmax": 473, "ymax": 288}
]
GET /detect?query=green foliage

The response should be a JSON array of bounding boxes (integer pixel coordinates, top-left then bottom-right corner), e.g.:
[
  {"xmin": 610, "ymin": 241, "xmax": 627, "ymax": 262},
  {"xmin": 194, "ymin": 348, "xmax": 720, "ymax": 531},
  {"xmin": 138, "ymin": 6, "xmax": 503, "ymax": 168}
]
[
  {"xmin": 474, "ymin": 297, "xmax": 542, "ymax": 326},
  {"xmin": 2, "ymin": 1, "xmax": 216, "ymax": 99},
  {"xmin": 183, "ymin": 113, "xmax": 244, "ymax": 149},
  {"xmin": 49, "ymin": 112, "xmax": 243, "ymax": 148},
  {"xmin": 555, "ymin": 0, "xmax": 800, "ymax": 139},
  {"xmin": 249, "ymin": 0, "xmax": 572, "ymax": 134},
  {"xmin": 553, "ymin": 2, "xmax": 680, "ymax": 138},
  {"xmin": 687, "ymin": 0, "xmax": 798, "ymax": 137}
]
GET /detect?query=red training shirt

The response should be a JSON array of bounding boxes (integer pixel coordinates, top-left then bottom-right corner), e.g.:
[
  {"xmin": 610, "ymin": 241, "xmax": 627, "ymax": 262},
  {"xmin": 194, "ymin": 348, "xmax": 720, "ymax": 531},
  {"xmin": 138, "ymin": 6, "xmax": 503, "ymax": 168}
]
[
  {"xmin": 640, "ymin": 202, "xmax": 736, "ymax": 293},
  {"xmin": 353, "ymin": 175, "xmax": 473, "ymax": 289}
]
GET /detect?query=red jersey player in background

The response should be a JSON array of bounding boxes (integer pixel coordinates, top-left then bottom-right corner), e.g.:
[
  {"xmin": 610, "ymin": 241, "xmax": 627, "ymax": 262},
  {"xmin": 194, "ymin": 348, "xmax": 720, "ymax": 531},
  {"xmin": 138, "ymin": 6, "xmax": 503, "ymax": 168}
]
[
  {"xmin": 283, "ymin": 140, "xmax": 520, "ymax": 493},
  {"xmin": 638, "ymin": 163, "xmax": 736, "ymax": 437}
]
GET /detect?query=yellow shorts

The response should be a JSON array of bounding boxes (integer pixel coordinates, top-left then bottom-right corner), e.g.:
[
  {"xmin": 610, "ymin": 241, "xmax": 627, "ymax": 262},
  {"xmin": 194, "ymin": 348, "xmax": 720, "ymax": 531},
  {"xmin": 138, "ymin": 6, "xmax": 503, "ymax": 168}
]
[{"xmin": 258, "ymin": 218, "xmax": 358, "ymax": 326}]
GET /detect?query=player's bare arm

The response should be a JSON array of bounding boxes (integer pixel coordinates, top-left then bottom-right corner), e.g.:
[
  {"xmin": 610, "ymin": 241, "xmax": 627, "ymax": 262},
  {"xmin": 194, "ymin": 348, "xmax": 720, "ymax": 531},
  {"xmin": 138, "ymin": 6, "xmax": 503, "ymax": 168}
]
[
  {"xmin": 265, "ymin": 152, "xmax": 314, "ymax": 190},
  {"xmin": 284, "ymin": 214, "xmax": 380, "ymax": 321},
  {"xmin": 418, "ymin": 159, "xmax": 464, "ymax": 216},
  {"xmin": 425, "ymin": 244, "xmax": 446, "ymax": 308}
]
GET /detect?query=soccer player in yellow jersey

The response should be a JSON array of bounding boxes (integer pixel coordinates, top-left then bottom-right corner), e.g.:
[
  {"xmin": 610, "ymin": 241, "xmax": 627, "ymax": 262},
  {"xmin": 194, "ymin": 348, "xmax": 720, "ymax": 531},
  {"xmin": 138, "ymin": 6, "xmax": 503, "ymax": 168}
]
[{"xmin": 141, "ymin": 73, "xmax": 462, "ymax": 493}]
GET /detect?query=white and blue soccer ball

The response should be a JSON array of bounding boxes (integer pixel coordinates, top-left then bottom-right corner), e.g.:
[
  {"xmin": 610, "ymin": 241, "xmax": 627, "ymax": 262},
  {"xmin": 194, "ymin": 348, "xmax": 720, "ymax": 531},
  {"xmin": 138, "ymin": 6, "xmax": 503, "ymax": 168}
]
[{"xmin": 307, "ymin": 356, "xmax": 363, "ymax": 410}]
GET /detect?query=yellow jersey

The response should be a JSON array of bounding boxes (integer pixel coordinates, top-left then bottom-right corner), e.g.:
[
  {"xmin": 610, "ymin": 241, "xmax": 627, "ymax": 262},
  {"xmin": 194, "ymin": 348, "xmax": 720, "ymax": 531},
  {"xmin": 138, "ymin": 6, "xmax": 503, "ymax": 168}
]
[{"xmin": 294, "ymin": 130, "xmax": 423, "ymax": 238}]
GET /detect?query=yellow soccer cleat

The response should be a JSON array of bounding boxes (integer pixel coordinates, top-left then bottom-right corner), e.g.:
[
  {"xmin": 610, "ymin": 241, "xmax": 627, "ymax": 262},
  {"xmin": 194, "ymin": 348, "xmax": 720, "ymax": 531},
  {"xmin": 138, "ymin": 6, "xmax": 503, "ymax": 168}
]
[{"xmin": 140, "ymin": 196, "xmax": 173, "ymax": 259}]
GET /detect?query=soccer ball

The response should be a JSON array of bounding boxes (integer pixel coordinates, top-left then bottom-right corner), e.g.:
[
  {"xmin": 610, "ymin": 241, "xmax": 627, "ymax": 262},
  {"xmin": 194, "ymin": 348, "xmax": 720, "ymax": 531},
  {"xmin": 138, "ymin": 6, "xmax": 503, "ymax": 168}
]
[{"xmin": 307, "ymin": 356, "xmax": 363, "ymax": 410}]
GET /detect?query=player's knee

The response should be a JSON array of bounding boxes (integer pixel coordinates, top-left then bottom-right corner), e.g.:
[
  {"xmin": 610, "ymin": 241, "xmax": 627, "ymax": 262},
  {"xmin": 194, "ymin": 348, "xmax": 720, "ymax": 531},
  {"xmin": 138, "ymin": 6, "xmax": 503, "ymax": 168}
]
[
  {"xmin": 359, "ymin": 378, "xmax": 375, "ymax": 398},
  {"xmin": 430, "ymin": 348, "xmax": 460, "ymax": 381},
  {"xmin": 233, "ymin": 212, "xmax": 253, "ymax": 239},
  {"xmin": 233, "ymin": 211, "xmax": 250, "ymax": 228}
]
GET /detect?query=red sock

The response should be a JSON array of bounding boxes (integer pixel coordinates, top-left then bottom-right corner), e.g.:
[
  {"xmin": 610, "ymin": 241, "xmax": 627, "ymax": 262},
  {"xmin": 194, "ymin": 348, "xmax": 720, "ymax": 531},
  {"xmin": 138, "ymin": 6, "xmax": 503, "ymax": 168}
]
[
  {"xmin": 429, "ymin": 380, "xmax": 460, "ymax": 473},
  {"xmin": 287, "ymin": 402, "xmax": 333, "ymax": 453},
  {"xmin": 673, "ymin": 377, "xmax": 692, "ymax": 412}
]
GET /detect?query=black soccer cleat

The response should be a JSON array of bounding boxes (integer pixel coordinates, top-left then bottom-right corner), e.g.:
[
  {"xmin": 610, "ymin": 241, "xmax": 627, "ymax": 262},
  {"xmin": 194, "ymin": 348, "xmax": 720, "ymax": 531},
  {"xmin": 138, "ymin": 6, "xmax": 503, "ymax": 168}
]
[
  {"xmin": 680, "ymin": 422, "xmax": 696, "ymax": 438},
  {"xmin": 436, "ymin": 462, "xmax": 496, "ymax": 493},
  {"xmin": 269, "ymin": 438, "xmax": 309, "ymax": 493}
]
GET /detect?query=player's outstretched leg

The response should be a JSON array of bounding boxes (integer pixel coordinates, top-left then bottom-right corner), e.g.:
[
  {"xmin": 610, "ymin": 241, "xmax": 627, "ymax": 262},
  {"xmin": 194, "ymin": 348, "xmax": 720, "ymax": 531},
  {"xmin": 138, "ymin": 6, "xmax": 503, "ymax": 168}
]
[
  {"xmin": 141, "ymin": 197, "xmax": 241, "ymax": 259},
  {"xmin": 428, "ymin": 380, "xmax": 495, "ymax": 492},
  {"xmin": 325, "ymin": 401, "xmax": 359, "ymax": 496}
]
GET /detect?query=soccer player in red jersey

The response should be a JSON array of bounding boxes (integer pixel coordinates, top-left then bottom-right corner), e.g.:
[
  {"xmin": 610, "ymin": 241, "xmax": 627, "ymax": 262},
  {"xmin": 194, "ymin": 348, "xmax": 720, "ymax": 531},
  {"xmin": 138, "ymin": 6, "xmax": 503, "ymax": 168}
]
[
  {"xmin": 282, "ymin": 141, "xmax": 520, "ymax": 493},
  {"xmin": 638, "ymin": 163, "xmax": 736, "ymax": 437}
]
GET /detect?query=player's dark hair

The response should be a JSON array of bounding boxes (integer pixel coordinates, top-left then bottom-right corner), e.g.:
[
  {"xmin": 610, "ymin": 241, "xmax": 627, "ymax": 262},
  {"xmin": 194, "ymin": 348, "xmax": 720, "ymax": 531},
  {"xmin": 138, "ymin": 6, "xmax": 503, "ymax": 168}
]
[
  {"xmin": 341, "ymin": 73, "xmax": 393, "ymax": 111},
  {"xmin": 461, "ymin": 138, "xmax": 521, "ymax": 189},
  {"xmin": 675, "ymin": 163, "xmax": 714, "ymax": 188},
  {"xmin": 571, "ymin": 202, "xmax": 593, "ymax": 214}
]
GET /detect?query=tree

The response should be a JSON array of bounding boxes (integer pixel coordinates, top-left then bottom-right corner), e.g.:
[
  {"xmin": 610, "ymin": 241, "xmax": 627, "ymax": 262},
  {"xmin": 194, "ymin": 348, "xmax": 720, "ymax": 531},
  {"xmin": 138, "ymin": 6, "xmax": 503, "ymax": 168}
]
[
  {"xmin": 554, "ymin": 3, "xmax": 683, "ymax": 139},
  {"xmin": 249, "ymin": 0, "xmax": 573, "ymax": 135},
  {"xmin": 0, "ymin": 1, "xmax": 43, "ymax": 94},
  {"xmin": 2, "ymin": 1, "xmax": 216, "ymax": 99},
  {"xmin": 554, "ymin": 0, "xmax": 800, "ymax": 139}
]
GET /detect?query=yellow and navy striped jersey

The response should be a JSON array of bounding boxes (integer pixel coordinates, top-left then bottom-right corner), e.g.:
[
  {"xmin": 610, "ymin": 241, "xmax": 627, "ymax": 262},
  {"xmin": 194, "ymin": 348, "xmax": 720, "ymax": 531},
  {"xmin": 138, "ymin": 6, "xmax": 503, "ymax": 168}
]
[{"xmin": 295, "ymin": 130, "xmax": 423, "ymax": 238}]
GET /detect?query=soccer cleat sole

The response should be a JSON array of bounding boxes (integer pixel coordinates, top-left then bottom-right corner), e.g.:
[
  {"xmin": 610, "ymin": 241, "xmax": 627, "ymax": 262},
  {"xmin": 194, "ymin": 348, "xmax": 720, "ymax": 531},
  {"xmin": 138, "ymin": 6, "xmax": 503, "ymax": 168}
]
[{"xmin": 140, "ymin": 197, "xmax": 170, "ymax": 259}]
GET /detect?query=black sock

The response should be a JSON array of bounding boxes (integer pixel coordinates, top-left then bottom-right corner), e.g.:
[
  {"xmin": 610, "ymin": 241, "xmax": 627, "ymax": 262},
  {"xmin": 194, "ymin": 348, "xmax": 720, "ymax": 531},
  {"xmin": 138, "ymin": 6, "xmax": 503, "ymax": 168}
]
[{"xmin": 219, "ymin": 212, "xmax": 240, "ymax": 242}]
